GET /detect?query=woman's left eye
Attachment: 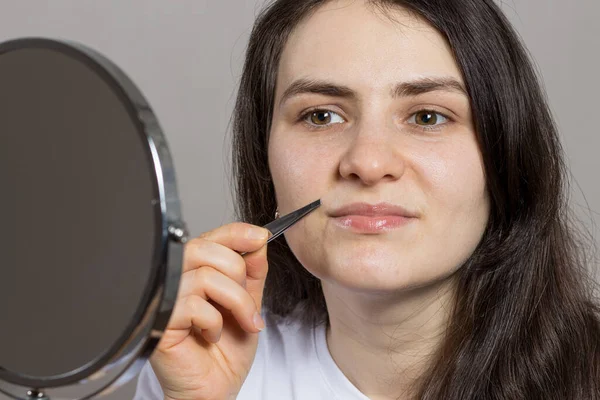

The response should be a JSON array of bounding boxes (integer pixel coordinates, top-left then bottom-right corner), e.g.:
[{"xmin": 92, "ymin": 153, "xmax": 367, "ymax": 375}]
[{"xmin": 407, "ymin": 110, "xmax": 449, "ymax": 127}]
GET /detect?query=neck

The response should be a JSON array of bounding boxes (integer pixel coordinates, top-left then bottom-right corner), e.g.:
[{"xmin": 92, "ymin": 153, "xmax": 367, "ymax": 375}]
[{"xmin": 322, "ymin": 276, "xmax": 457, "ymax": 400}]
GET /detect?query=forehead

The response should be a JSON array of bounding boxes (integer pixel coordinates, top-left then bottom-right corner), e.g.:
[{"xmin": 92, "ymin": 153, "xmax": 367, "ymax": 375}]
[{"xmin": 276, "ymin": 0, "xmax": 463, "ymax": 94}]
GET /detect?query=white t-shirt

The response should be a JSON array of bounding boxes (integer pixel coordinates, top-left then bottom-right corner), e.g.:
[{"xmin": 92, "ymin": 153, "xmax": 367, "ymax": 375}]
[{"xmin": 134, "ymin": 306, "xmax": 369, "ymax": 399}]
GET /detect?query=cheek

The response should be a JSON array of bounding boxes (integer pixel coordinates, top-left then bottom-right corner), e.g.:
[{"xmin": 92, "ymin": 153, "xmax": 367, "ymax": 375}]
[
  {"xmin": 418, "ymin": 139, "xmax": 490, "ymax": 264},
  {"xmin": 403, "ymin": 139, "xmax": 489, "ymax": 282},
  {"xmin": 410, "ymin": 136, "xmax": 489, "ymax": 264},
  {"xmin": 416, "ymin": 139, "xmax": 487, "ymax": 209},
  {"xmin": 268, "ymin": 137, "xmax": 333, "ymax": 208}
]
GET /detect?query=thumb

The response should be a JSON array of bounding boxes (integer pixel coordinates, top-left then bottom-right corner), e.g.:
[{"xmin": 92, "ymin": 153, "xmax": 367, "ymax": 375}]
[{"xmin": 242, "ymin": 243, "xmax": 269, "ymax": 313}]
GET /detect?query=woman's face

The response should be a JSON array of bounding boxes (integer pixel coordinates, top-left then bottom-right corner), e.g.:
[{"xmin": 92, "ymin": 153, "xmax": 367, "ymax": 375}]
[{"xmin": 268, "ymin": 0, "xmax": 490, "ymax": 292}]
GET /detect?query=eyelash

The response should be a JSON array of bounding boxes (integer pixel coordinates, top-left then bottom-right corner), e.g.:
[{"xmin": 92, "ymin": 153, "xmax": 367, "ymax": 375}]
[{"xmin": 297, "ymin": 107, "xmax": 453, "ymax": 132}]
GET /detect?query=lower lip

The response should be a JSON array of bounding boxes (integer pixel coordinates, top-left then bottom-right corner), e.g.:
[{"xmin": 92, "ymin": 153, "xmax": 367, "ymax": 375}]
[{"xmin": 331, "ymin": 215, "xmax": 414, "ymax": 233}]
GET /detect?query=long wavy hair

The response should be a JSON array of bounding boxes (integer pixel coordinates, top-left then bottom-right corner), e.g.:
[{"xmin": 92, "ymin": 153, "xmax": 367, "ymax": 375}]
[{"xmin": 231, "ymin": 0, "xmax": 600, "ymax": 398}]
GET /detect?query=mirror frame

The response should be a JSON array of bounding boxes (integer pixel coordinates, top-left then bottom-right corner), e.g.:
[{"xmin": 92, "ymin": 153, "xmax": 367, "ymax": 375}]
[{"xmin": 0, "ymin": 37, "xmax": 186, "ymax": 396}]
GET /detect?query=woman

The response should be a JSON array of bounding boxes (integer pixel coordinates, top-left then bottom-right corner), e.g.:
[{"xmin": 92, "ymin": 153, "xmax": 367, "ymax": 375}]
[{"xmin": 135, "ymin": 0, "xmax": 600, "ymax": 399}]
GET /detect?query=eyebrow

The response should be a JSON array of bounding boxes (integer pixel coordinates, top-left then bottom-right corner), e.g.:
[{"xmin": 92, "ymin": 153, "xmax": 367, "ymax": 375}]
[
  {"xmin": 278, "ymin": 77, "xmax": 468, "ymax": 107},
  {"xmin": 392, "ymin": 77, "xmax": 467, "ymax": 97}
]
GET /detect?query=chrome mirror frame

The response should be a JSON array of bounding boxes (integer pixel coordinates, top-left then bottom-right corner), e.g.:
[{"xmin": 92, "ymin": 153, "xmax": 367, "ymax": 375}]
[{"xmin": 0, "ymin": 38, "xmax": 187, "ymax": 400}]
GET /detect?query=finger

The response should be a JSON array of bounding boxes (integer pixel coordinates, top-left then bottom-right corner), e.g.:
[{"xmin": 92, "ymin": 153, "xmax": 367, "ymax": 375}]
[
  {"xmin": 197, "ymin": 222, "xmax": 269, "ymax": 254},
  {"xmin": 178, "ymin": 266, "xmax": 262, "ymax": 333},
  {"xmin": 242, "ymin": 244, "xmax": 269, "ymax": 314},
  {"xmin": 183, "ymin": 238, "xmax": 247, "ymax": 286},
  {"xmin": 167, "ymin": 295, "xmax": 224, "ymax": 343}
]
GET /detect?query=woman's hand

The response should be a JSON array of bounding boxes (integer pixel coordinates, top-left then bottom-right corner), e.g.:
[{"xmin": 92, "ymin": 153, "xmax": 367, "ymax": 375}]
[{"xmin": 149, "ymin": 222, "xmax": 270, "ymax": 400}]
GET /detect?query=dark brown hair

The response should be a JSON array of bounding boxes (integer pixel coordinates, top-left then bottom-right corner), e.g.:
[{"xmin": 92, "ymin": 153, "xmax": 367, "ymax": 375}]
[{"xmin": 231, "ymin": 0, "xmax": 600, "ymax": 398}]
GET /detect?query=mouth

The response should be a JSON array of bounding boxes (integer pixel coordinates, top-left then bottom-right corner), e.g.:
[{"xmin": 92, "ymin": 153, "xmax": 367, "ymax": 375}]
[{"xmin": 328, "ymin": 202, "xmax": 417, "ymax": 233}]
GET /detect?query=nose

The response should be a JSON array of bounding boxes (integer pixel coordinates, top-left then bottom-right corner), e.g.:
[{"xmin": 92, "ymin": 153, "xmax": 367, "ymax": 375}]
[{"xmin": 338, "ymin": 123, "xmax": 406, "ymax": 186}]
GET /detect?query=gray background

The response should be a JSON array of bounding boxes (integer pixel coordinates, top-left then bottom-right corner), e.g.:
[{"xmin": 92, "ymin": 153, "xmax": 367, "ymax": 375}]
[{"xmin": 0, "ymin": 0, "xmax": 598, "ymax": 399}]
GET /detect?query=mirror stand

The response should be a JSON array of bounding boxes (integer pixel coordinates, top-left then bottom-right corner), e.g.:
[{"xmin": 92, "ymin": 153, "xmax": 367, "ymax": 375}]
[
  {"xmin": 0, "ymin": 386, "xmax": 48, "ymax": 400},
  {"xmin": 26, "ymin": 390, "xmax": 49, "ymax": 400}
]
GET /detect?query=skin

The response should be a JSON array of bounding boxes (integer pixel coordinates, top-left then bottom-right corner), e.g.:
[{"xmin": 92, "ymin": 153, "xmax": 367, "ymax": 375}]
[{"xmin": 268, "ymin": 0, "xmax": 490, "ymax": 398}]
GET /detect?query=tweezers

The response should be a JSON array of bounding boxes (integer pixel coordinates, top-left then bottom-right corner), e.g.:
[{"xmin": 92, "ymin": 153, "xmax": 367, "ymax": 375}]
[{"xmin": 240, "ymin": 199, "xmax": 321, "ymax": 256}]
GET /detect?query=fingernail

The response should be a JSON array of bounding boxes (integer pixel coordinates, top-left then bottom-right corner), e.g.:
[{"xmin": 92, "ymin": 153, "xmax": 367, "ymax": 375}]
[
  {"xmin": 247, "ymin": 227, "xmax": 268, "ymax": 241},
  {"xmin": 253, "ymin": 311, "xmax": 265, "ymax": 331}
]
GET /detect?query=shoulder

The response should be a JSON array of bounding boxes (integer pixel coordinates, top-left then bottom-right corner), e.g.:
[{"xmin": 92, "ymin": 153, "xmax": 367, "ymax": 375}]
[
  {"xmin": 259, "ymin": 304, "xmax": 316, "ymax": 353},
  {"xmin": 237, "ymin": 304, "xmax": 327, "ymax": 398},
  {"xmin": 248, "ymin": 303, "xmax": 319, "ymax": 374}
]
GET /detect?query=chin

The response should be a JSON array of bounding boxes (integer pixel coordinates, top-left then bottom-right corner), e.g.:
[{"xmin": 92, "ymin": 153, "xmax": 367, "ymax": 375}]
[
  {"xmin": 308, "ymin": 251, "xmax": 433, "ymax": 293},
  {"xmin": 328, "ymin": 275, "xmax": 414, "ymax": 294}
]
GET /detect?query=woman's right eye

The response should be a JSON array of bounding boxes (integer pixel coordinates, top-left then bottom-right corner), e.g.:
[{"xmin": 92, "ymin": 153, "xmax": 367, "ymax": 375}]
[{"xmin": 302, "ymin": 109, "xmax": 345, "ymax": 127}]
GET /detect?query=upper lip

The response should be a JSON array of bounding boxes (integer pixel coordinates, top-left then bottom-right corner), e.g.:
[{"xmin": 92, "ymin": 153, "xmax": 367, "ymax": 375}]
[{"xmin": 329, "ymin": 202, "xmax": 418, "ymax": 218}]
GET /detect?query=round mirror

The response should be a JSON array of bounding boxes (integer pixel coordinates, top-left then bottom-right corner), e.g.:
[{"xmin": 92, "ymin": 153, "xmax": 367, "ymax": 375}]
[{"xmin": 0, "ymin": 38, "xmax": 186, "ymax": 399}]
